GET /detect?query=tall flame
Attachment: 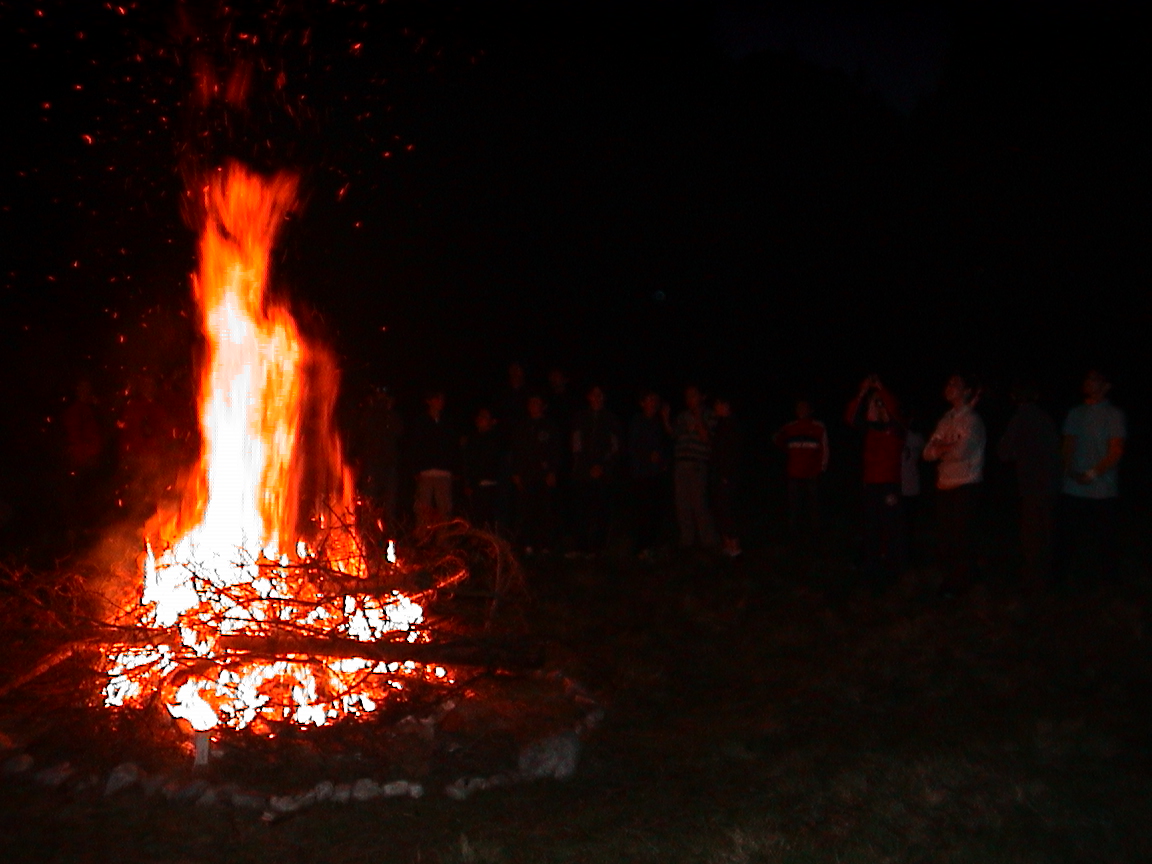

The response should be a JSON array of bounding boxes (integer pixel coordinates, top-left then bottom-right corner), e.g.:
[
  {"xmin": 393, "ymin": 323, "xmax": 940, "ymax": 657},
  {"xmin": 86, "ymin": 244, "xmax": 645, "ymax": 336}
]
[{"xmin": 104, "ymin": 164, "xmax": 443, "ymax": 733}]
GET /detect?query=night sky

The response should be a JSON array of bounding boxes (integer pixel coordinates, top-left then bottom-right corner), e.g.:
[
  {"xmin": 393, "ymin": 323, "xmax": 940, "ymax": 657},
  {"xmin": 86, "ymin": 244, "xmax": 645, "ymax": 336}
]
[{"xmin": 1, "ymin": 0, "xmax": 1149, "ymax": 516}]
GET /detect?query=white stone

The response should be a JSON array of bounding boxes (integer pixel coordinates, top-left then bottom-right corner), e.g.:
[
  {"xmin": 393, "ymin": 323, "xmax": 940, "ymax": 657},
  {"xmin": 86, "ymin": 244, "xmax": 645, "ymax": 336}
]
[
  {"xmin": 407, "ymin": 783, "xmax": 424, "ymax": 799},
  {"xmin": 34, "ymin": 762, "xmax": 74, "ymax": 788},
  {"xmin": 444, "ymin": 779, "xmax": 470, "ymax": 801},
  {"xmin": 195, "ymin": 786, "xmax": 219, "ymax": 807},
  {"xmin": 269, "ymin": 794, "xmax": 300, "ymax": 813},
  {"xmin": 104, "ymin": 762, "xmax": 141, "ymax": 796},
  {"xmin": 351, "ymin": 778, "xmax": 381, "ymax": 801},
  {"xmin": 312, "ymin": 780, "xmax": 334, "ymax": 802},
  {"xmin": 332, "ymin": 783, "xmax": 352, "ymax": 804},
  {"xmin": 517, "ymin": 731, "xmax": 580, "ymax": 780},
  {"xmin": 229, "ymin": 790, "xmax": 266, "ymax": 810},
  {"xmin": 381, "ymin": 780, "xmax": 410, "ymax": 797}
]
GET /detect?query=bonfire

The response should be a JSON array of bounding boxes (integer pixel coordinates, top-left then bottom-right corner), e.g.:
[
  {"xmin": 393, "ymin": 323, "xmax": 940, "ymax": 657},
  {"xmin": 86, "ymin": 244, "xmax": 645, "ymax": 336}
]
[{"xmin": 90, "ymin": 163, "xmax": 507, "ymax": 740}]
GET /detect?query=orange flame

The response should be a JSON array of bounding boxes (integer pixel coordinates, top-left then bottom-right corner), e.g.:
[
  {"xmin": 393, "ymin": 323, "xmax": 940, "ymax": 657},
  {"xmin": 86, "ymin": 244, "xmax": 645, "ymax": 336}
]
[{"xmin": 104, "ymin": 164, "xmax": 446, "ymax": 733}]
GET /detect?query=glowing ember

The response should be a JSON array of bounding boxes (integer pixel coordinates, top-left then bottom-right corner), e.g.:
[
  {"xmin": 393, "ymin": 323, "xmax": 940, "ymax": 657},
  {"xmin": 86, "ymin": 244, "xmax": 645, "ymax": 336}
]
[{"xmin": 104, "ymin": 163, "xmax": 449, "ymax": 733}]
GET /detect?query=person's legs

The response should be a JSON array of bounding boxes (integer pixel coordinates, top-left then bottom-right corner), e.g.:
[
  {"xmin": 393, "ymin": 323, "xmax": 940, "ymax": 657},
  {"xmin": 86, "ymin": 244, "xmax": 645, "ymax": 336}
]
[
  {"xmin": 805, "ymin": 478, "xmax": 820, "ymax": 534},
  {"xmin": 674, "ymin": 462, "xmax": 696, "ymax": 547},
  {"xmin": 692, "ymin": 463, "xmax": 718, "ymax": 548},
  {"xmin": 786, "ymin": 478, "xmax": 802, "ymax": 534},
  {"xmin": 937, "ymin": 484, "xmax": 978, "ymax": 594}
]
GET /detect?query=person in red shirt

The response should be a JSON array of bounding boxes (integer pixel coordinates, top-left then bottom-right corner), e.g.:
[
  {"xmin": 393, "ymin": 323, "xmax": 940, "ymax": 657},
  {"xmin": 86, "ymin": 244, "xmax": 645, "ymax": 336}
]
[
  {"xmin": 774, "ymin": 399, "xmax": 829, "ymax": 534},
  {"xmin": 845, "ymin": 375, "xmax": 907, "ymax": 584}
]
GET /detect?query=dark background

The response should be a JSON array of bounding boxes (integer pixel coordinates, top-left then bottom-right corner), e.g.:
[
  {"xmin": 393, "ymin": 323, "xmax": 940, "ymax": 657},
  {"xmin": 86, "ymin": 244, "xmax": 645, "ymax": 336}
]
[{"xmin": 1, "ymin": 0, "xmax": 1149, "ymax": 541}]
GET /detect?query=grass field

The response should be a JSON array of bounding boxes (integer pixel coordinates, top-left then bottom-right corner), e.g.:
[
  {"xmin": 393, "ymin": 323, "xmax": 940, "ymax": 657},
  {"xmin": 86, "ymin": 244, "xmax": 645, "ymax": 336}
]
[{"xmin": 2, "ymin": 506, "xmax": 1151, "ymax": 864}]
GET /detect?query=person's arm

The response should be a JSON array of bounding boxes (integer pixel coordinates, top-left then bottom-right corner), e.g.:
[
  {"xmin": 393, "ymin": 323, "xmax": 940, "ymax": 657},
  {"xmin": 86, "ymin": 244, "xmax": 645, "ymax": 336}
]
[
  {"xmin": 1075, "ymin": 437, "xmax": 1124, "ymax": 484},
  {"xmin": 874, "ymin": 386, "xmax": 903, "ymax": 428},
  {"xmin": 923, "ymin": 420, "xmax": 947, "ymax": 462},
  {"xmin": 845, "ymin": 391, "xmax": 868, "ymax": 428}
]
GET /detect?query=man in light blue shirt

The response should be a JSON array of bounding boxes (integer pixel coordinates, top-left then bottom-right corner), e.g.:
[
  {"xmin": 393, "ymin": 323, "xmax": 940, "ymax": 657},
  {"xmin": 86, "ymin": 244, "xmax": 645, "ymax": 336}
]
[{"xmin": 1057, "ymin": 370, "xmax": 1125, "ymax": 583}]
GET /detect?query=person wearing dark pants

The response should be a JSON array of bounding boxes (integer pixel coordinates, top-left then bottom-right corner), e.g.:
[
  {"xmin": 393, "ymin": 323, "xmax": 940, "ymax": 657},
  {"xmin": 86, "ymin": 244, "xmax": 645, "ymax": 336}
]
[
  {"xmin": 923, "ymin": 374, "xmax": 986, "ymax": 597},
  {"xmin": 845, "ymin": 376, "xmax": 906, "ymax": 585},
  {"xmin": 570, "ymin": 385, "xmax": 623, "ymax": 556},
  {"xmin": 710, "ymin": 395, "xmax": 743, "ymax": 558},
  {"xmin": 628, "ymin": 390, "xmax": 672, "ymax": 556},
  {"xmin": 1055, "ymin": 369, "xmax": 1126, "ymax": 586},
  {"xmin": 774, "ymin": 399, "xmax": 829, "ymax": 536},
  {"xmin": 997, "ymin": 380, "xmax": 1061, "ymax": 591}
]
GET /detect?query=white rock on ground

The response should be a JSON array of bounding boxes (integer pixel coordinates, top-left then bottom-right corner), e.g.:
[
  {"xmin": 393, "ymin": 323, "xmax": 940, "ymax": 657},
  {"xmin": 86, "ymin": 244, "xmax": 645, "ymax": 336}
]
[
  {"xmin": 517, "ymin": 730, "xmax": 581, "ymax": 780},
  {"xmin": 104, "ymin": 762, "xmax": 141, "ymax": 796},
  {"xmin": 34, "ymin": 762, "xmax": 74, "ymax": 788},
  {"xmin": 352, "ymin": 778, "xmax": 381, "ymax": 801}
]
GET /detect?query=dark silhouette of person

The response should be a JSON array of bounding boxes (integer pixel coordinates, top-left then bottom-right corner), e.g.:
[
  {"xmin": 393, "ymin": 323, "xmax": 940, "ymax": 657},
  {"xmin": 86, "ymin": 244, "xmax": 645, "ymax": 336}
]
[
  {"xmin": 353, "ymin": 386, "xmax": 404, "ymax": 533},
  {"xmin": 672, "ymin": 384, "xmax": 718, "ymax": 549},
  {"xmin": 628, "ymin": 390, "xmax": 671, "ymax": 557},
  {"xmin": 570, "ymin": 384, "xmax": 623, "ymax": 556},
  {"xmin": 408, "ymin": 390, "xmax": 456, "ymax": 527},
  {"xmin": 923, "ymin": 373, "xmax": 986, "ymax": 597},
  {"xmin": 845, "ymin": 375, "xmax": 907, "ymax": 585},
  {"xmin": 511, "ymin": 394, "xmax": 563, "ymax": 555},
  {"xmin": 997, "ymin": 378, "xmax": 1061, "ymax": 590},
  {"xmin": 710, "ymin": 394, "xmax": 743, "ymax": 557},
  {"xmin": 461, "ymin": 406, "xmax": 507, "ymax": 534},
  {"xmin": 1055, "ymin": 369, "xmax": 1126, "ymax": 585},
  {"xmin": 774, "ymin": 398, "xmax": 829, "ymax": 535}
]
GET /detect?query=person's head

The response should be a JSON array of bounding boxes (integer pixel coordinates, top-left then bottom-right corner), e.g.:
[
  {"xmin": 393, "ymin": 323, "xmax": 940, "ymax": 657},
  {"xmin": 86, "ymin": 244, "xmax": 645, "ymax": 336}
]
[
  {"xmin": 547, "ymin": 367, "xmax": 568, "ymax": 393},
  {"xmin": 1082, "ymin": 369, "xmax": 1111, "ymax": 404},
  {"xmin": 795, "ymin": 399, "xmax": 812, "ymax": 420},
  {"xmin": 527, "ymin": 394, "xmax": 547, "ymax": 419},
  {"xmin": 475, "ymin": 407, "xmax": 496, "ymax": 432},
  {"xmin": 1010, "ymin": 377, "xmax": 1040, "ymax": 405},
  {"xmin": 425, "ymin": 390, "xmax": 446, "ymax": 416},
  {"xmin": 684, "ymin": 384, "xmax": 704, "ymax": 412},
  {"xmin": 866, "ymin": 390, "xmax": 891, "ymax": 423},
  {"xmin": 713, "ymin": 396, "xmax": 732, "ymax": 418},
  {"xmin": 639, "ymin": 390, "xmax": 661, "ymax": 418},
  {"xmin": 587, "ymin": 384, "xmax": 606, "ymax": 411},
  {"xmin": 944, "ymin": 373, "xmax": 978, "ymax": 408},
  {"xmin": 508, "ymin": 362, "xmax": 525, "ymax": 389}
]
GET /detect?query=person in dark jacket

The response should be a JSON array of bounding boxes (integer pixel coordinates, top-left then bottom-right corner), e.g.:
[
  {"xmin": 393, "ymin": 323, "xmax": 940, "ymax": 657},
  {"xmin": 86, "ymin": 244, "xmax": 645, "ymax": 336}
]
[
  {"xmin": 353, "ymin": 386, "xmax": 404, "ymax": 533},
  {"xmin": 461, "ymin": 407, "xmax": 507, "ymax": 534},
  {"xmin": 511, "ymin": 394, "xmax": 564, "ymax": 554},
  {"xmin": 845, "ymin": 375, "xmax": 907, "ymax": 584},
  {"xmin": 570, "ymin": 385, "xmax": 624, "ymax": 556},
  {"xmin": 710, "ymin": 395, "xmax": 743, "ymax": 557},
  {"xmin": 408, "ymin": 390, "xmax": 456, "ymax": 527},
  {"xmin": 997, "ymin": 379, "xmax": 1061, "ymax": 590},
  {"xmin": 673, "ymin": 384, "xmax": 718, "ymax": 549},
  {"xmin": 629, "ymin": 390, "xmax": 672, "ymax": 556}
]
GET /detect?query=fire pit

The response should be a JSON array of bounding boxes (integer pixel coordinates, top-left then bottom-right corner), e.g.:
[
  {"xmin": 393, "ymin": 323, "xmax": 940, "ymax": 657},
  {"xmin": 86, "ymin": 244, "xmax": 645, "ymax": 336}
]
[{"xmin": 0, "ymin": 161, "xmax": 598, "ymax": 809}]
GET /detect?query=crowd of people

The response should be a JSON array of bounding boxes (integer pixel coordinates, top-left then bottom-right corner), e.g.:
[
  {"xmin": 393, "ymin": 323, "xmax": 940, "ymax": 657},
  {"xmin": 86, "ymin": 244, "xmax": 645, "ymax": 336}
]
[
  {"xmin": 30, "ymin": 360, "xmax": 1126, "ymax": 597},
  {"xmin": 351, "ymin": 364, "xmax": 748, "ymax": 560},
  {"xmin": 350, "ymin": 362, "xmax": 1128, "ymax": 594}
]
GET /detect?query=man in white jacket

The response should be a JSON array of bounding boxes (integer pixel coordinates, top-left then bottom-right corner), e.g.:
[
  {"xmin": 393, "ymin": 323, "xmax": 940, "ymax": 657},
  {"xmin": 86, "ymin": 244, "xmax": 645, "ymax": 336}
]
[{"xmin": 923, "ymin": 374, "xmax": 986, "ymax": 596}]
